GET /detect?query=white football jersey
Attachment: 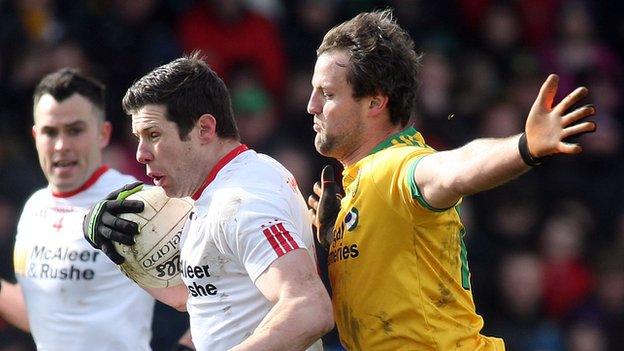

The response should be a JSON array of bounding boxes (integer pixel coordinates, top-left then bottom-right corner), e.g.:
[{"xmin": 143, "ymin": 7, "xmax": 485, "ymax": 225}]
[
  {"xmin": 180, "ymin": 147, "xmax": 323, "ymax": 351},
  {"xmin": 14, "ymin": 166, "xmax": 155, "ymax": 351}
]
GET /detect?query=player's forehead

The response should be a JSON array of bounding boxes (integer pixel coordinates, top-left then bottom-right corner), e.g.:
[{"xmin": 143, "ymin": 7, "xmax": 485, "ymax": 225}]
[
  {"xmin": 312, "ymin": 50, "xmax": 350, "ymax": 88},
  {"xmin": 34, "ymin": 93, "xmax": 99, "ymax": 127},
  {"xmin": 131, "ymin": 104, "xmax": 168, "ymax": 134}
]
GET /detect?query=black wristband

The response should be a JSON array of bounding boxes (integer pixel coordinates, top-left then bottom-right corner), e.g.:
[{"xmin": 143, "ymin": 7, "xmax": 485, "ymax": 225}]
[
  {"xmin": 518, "ymin": 133, "xmax": 545, "ymax": 167},
  {"xmin": 172, "ymin": 344, "xmax": 194, "ymax": 351}
]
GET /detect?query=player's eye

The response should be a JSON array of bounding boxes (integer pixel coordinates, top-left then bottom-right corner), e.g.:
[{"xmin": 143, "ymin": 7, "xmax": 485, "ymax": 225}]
[
  {"xmin": 149, "ymin": 132, "xmax": 160, "ymax": 140},
  {"xmin": 41, "ymin": 129, "xmax": 57, "ymax": 138},
  {"xmin": 67, "ymin": 127, "xmax": 83, "ymax": 136}
]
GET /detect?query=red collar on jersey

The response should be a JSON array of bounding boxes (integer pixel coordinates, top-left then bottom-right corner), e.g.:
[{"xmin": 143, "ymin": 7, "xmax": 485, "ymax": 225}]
[
  {"xmin": 52, "ymin": 165, "xmax": 110, "ymax": 198},
  {"xmin": 191, "ymin": 144, "xmax": 249, "ymax": 200}
]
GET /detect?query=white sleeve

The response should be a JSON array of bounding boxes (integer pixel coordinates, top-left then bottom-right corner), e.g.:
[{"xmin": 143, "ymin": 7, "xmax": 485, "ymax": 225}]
[{"xmin": 227, "ymin": 196, "xmax": 309, "ymax": 283}]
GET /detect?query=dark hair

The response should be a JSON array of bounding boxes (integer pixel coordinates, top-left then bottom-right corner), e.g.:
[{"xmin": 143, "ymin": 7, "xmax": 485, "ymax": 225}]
[
  {"xmin": 318, "ymin": 9, "xmax": 422, "ymax": 126},
  {"xmin": 33, "ymin": 68, "xmax": 106, "ymax": 118},
  {"xmin": 122, "ymin": 52, "xmax": 239, "ymax": 141}
]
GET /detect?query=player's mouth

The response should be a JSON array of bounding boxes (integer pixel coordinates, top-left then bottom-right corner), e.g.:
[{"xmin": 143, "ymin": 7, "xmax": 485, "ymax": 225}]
[
  {"xmin": 148, "ymin": 172, "xmax": 166, "ymax": 187},
  {"xmin": 53, "ymin": 160, "xmax": 78, "ymax": 170},
  {"xmin": 313, "ymin": 119, "xmax": 323, "ymax": 133}
]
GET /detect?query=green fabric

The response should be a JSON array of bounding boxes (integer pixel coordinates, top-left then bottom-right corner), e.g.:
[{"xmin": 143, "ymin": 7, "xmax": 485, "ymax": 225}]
[
  {"xmin": 115, "ymin": 184, "xmax": 143, "ymax": 201},
  {"xmin": 370, "ymin": 127, "xmax": 421, "ymax": 155}
]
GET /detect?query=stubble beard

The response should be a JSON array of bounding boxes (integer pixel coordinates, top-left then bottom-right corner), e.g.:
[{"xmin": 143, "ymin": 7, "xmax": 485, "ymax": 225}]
[{"xmin": 315, "ymin": 131, "xmax": 338, "ymax": 158}]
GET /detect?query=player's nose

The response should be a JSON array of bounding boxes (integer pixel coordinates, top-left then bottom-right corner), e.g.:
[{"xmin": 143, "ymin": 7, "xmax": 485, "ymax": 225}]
[{"xmin": 136, "ymin": 141, "xmax": 153, "ymax": 164}]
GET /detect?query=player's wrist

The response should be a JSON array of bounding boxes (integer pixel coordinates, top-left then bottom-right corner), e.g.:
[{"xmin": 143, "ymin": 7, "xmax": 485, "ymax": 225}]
[{"xmin": 518, "ymin": 133, "xmax": 546, "ymax": 167}]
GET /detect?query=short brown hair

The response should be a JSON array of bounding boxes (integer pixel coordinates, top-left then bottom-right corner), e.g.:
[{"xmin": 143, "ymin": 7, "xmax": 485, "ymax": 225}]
[
  {"xmin": 122, "ymin": 52, "xmax": 240, "ymax": 141},
  {"xmin": 33, "ymin": 68, "xmax": 105, "ymax": 119},
  {"xmin": 318, "ymin": 9, "xmax": 422, "ymax": 126}
]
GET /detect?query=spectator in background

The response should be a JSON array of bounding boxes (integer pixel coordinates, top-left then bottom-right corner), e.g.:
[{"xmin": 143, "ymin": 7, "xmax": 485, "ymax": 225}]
[
  {"xmin": 566, "ymin": 320, "xmax": 608, "ymax": 351},
  {"xmin": 540, "ymin": 200, "xmax": 594, "ymax": 320},
  {"xmin": 282, "ymin": 0, "xmax": 341, "ymax": 68},
  {"xmin": 177, "ymin": 0, "xmax": 286, "ymax": 98},
  {"xmin": 488, "ymin": 251, "xmax": 564, "ymax": 351},
  {"xmin": 572, "ymin": 228, "xmax": 624, "ymax": 351},
  {"xmin": 229, "ymin": 63, "xmax": 278, "ymax": 151},
  {"xmin": 76, "ymin": 0, "xmax": 180, "ymax": 141}
]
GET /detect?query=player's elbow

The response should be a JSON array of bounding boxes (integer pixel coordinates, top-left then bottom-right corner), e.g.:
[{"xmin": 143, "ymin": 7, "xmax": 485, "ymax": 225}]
[
  {"xmin": 306, "ymin": 289, "xmax": 335, "ymax": 337},
  {"xmin": 173, "ymin": 301, "xmax": 187, "ymax": 312},
  {"xmin": 317, "ymin": 307, "xmax": 335, "ymax": 336}
]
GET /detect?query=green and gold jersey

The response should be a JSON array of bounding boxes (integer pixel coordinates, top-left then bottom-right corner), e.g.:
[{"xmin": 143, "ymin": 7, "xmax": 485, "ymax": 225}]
[{"xmin": 329, "ymin": 127, "xmax": 504, "ymax": 351}]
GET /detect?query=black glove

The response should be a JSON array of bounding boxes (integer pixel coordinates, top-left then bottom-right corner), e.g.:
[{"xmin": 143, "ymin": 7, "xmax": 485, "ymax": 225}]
[
  {"xmin": 171, "ymin": 344, "xmax": 195, "ymax": 351},
  {"xmin": 308, "ymin": 165, "xmax": 342, "ymax": 249},
  {"xmin": 83, "ymin": 182, "xmax": 145, "ymax": 264}
]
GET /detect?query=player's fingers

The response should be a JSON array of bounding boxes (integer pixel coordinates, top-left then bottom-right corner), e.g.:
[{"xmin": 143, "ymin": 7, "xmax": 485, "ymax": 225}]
[
  {"xmin": 308, "ymin": 208, "xmax": 317, "ymax": 226},
  {"xmin": 100, "ymin": 226, "xmax": 135, "ymax": 246},
  {"xmin": 108, "ymin": 199, "xmax": 144, "ymax": 214},
  {"xmin": 554, "ymin": 86, "xmax": 588, "ymax": 115},
  {"xmin": 308, "ymin": 194, "xmax": 319, "ymax": 211},
  {"xmin": 100, "ymin": 241, "xmax": 125, "ymax": 264},
  {"xmin": 557, "ymin": 141, "xmax": 583, "ymax": 155},
  {"xmin": 561, "ymin": 121, "xmax": 597, "ymax": 140},
  {"xmin": 100, "ymin": 212, "xmax": 139, "ymax": 234},
  {"xmin": 561, "ymin": 104, "xmax": 595, "ymax": 126},
  {"xmin": 313, "ymin": 181, "xmax": 322, "ymax": 197},
  {"xmin": 534, "ymin": 74, "xmax": 559, "ymax": 110}
]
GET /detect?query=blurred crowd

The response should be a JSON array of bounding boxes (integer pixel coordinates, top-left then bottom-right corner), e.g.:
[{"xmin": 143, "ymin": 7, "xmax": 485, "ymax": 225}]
[{"xmin": 0, "ymin": 0, "xmax": 623, "ymax": 350}]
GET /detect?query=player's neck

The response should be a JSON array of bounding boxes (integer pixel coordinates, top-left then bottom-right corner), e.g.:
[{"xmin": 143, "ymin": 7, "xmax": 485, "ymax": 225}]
[
  {"xmin": 341, "ymin": 124, "xmax": 403, "ymax": 167},
  {"xmin": 210, "ymin": 138, "xmax": 243, "ymax": 164},
  {"xmin": 191, "ymin": 139, "xmax": 244, "ymax": 200}
]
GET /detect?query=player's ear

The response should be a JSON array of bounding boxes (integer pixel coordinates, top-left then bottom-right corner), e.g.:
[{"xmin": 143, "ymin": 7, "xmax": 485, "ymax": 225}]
[
  {"xmin": 99, "ymin": 121, "xmax": 112, "ymax": 148},
  {"xmin": 197, "ymin": 114, "xmax": 217, "ymax": 144},
  {"xmin": 31, "ymin": 125, "xmax": 37, "ymax": 139},
  {"xmin": 369, "ymin": 93, "xmax": 388, "ymax": 116}
]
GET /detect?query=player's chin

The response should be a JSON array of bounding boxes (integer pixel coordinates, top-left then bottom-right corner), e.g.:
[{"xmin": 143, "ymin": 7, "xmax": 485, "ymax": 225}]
[
  {"xmin": 314, "ymin": 136, "xmax": 329, "ymax": 155},
  {"xmin": 162, "ymin": 185, "xmax": 185, "ymax": 199}
]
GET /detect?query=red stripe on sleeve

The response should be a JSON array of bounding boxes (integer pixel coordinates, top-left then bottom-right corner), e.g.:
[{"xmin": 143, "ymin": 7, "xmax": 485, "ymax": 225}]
[
  {"xmin": 276, "ymin": 223, "xmax": 300, "ymax": 250},
  {"xmin": 270, "ymin": 225, "xmax": 292, "ymax": 253},
  {"xmin": 263, "ymin": 227, "xmax": 284, "ymax": 256}
]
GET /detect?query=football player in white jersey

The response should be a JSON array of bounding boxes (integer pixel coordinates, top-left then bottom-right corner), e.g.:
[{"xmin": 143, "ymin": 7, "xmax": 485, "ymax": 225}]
[
  {"xmin": 84, "ymin": 53, "xmax": 334, "ymax": 351},
  {"xmin": 0, "ymin": 69, "xmax": 155, "ymax": 350}
]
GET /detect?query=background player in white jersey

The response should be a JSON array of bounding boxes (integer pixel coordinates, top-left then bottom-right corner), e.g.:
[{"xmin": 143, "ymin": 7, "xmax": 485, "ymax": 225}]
[
  {"xmin": 84, "ymin": 53, "xmax": 334, "ymax": 350},
  {"xmin": 0, "ymin": 69, "xmax": 155, "ymax": 350}
]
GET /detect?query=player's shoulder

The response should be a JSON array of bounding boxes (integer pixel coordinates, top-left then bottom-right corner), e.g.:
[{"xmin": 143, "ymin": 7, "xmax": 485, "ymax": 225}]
[
  {"xmin": 199, "ymin": 150, "xmax": 293, "ymax": 215},
  {"xmin": 360, "ymin": 130, "xmax": 434, "ymax": 184},
  {"xmin": 369, "ymin": 127, "xmax": 432, "ymax": 162},
  {"xmin": 93, "ymin": 168, "xmax": 137, "ymax": 191},
  {"xmin": 223, "ymin": 149, "xmax": 293, "ymax": 189},
  {"xmin": 22, "ymin": 187, "xmax": 51, "ymax": 209}
]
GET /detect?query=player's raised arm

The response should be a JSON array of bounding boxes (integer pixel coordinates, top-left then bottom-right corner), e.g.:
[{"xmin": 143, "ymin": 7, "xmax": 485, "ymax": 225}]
[{"xmin": 414, "ymin": 74, "xmax": 596, "ymax": 210}]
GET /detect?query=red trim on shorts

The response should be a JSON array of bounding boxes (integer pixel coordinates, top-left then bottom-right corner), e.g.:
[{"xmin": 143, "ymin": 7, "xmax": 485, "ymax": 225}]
[
  {"xmin": 191, "ymin": 144, "xmax": 249, "ymax": 200},
  {"xmin": 52, "ymin": 165, "xmax": 110, "ymax": 198}
]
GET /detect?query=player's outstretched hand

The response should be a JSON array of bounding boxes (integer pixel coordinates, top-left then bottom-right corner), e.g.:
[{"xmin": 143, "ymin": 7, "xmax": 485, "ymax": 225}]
[
  {"xmin": 83, "ymin": 182, "xmax": 145, "ymax": 264},
  {"xmin": 524, "ymin": 74, "xmax": 597, "ymax": 159},
  {"xmin": 308, "ymin": 165, "xmax": 342, "ymax": 249}
]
